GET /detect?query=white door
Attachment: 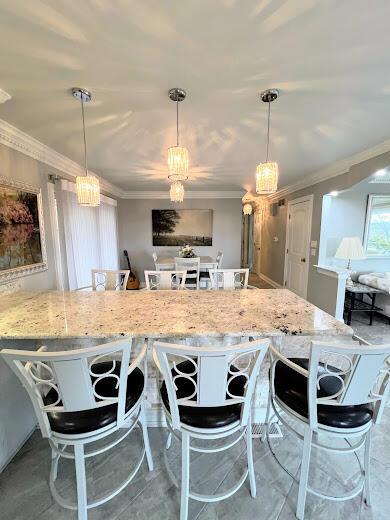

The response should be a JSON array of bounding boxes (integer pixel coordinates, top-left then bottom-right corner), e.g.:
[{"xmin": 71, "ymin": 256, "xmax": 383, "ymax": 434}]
[
  {"xmin": 253, "ymin": 211, "xmax": 262, "ymax": 275},
  {"xmin": 284, "ymin": 196, "xmax": 313, "ymax": 298}
]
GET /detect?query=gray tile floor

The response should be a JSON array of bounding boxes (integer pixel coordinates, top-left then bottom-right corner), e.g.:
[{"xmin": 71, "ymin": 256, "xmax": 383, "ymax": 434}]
[{"xmin": 1, "ymin": 318, "xmax": 389, "ymax": 520}]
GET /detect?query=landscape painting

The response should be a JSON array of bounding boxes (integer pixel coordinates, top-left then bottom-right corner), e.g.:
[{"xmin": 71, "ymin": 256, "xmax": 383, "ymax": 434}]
[
  {"xmin": 152, "ymin": 209, "xmax": 213, "ymax": 246},
  {"xmin": 0, "ymin": 178, "xmax": 47, "ymax": 281}
]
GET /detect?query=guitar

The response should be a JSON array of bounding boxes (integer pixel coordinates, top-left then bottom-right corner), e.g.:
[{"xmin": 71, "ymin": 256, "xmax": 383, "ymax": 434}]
[{"xmin": 123, "ymin": 250, "xmax": 140, "ymax": 290}]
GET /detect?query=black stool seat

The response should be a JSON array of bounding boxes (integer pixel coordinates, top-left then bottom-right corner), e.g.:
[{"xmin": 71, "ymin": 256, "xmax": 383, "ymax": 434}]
[
  {"xmin": 274, "ymin": 358, "xmax": 373, "ymax": 429},
  {"xmin": 161, "ymin": 360, "xmax": 246, "ymax": 429},
  {"xmin": 199, "ymin": 271, "xmax": 211, "ymax": 279},
  {"xmin": 44, "ymin": 362, "xmax": 144, "ymax": 435}
]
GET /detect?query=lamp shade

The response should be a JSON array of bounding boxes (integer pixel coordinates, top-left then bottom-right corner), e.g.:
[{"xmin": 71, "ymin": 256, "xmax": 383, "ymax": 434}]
[{"xmin": 335, "ymin": 237, "xmax": 365, "ymax": 260}]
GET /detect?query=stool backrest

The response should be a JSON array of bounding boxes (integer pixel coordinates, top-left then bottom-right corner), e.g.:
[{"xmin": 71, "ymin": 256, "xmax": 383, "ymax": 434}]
[
  {"xmin": 144, "ymin": 270, "xmax": 187, "ymax": 290},
  {"xmin": 209, "ymin": 269, "xmax": 249, "ymax": 290},
  {"xmin": 308, "ymin": 341, "xmax": 390, "ymax": 429},
  {"xmin": 1, "ymin": 339, "xmax": 139, "ymax": 438},
  {"xmin": 91, "ymin": 269, "xmax": 130, "ymax": 291},
  {"xmin": 154, "ymin": 338, "xmax": 269, "ymax": 430},
  {"xmin": 174, "ymin": 257, "xmax": 200, "ymax": 288}
]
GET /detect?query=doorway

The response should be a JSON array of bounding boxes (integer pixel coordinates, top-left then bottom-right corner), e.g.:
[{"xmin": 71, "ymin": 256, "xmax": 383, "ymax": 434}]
[{"xmin": 283, "ymin": 195, "xmax": 313, "ymax": 298}]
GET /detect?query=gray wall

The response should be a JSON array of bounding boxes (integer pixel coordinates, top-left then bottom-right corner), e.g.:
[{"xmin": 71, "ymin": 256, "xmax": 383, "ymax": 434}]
[
  {"xmin": 0, "ymin": 144, "xmax": 60, "ymax": 470},
  {"xmin": 260, "ymin": 150, "xmax": 390, "ymax": 311},
  {"xmin": 117, "ymin": 198, "xmax": 242, "ymax": 280}
]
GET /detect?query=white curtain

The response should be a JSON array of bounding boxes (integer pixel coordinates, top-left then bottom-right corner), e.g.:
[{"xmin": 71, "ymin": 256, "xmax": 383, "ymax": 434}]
[{"xmin": 60, "ymin": 180, "xmax": 119, "ymax": 290}]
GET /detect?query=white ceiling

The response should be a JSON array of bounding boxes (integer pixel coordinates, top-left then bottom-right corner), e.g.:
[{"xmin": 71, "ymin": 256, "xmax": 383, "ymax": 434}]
[{"xmin": 1, "ymin": 0, "xmax": 390, "ymax": 193}]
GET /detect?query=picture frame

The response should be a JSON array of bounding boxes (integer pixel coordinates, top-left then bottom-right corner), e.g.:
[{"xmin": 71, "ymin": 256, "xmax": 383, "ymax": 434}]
[
  {"xmin": 152, "ymin": 209, "xmax": 213, "ymax": 246},
  {"xmin": 0, "ymin": 176, "xmax": 48, "ymax": 282}
]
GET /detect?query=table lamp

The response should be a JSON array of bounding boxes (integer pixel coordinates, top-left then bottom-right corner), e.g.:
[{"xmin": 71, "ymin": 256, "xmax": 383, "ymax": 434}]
[{"xmin": 335, "ymin": 237, "xmax": 366, "ymax": 286}]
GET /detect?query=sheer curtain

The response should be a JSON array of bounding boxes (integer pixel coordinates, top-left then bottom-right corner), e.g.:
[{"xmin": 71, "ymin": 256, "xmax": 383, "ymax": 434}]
[{"xmin": 60, "ymin": 180, "xmax": 119, "ymax": 290}]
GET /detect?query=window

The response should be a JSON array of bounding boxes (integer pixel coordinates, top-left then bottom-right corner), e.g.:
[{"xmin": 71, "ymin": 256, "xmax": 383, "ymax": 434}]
[
  {"xmin": 364, "ymin": 195, "xmax": 390, "ymax": 257},
  {"xmin": 60, "ymin": 180, "xmax": 119, "ymax": 289}
]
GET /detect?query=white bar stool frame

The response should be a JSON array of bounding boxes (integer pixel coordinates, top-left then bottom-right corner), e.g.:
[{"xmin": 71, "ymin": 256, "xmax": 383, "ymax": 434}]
[
  {"xmin": 209, "ymin": 268, "xmax": 249, "ymax": 290},
  {"xmin": 153, "ymin": 338, "xmax": 269, "ymax": 520},
  {"xmin": 1, "ymin": 339, "xmax": 154, "ymax": 520},
  {"xmin": 265, "ymin": 341, "xmax": 390, "ymax": 520},
  {"xmin": 144, "ymin": 270, "xmax": 187, "ymax": 290}
]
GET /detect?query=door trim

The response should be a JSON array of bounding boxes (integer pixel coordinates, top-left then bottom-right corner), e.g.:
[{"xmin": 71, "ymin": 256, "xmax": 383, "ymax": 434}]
[{"xmin": 283, "ymin": 194, "xmax": 314, "ymax": 299}]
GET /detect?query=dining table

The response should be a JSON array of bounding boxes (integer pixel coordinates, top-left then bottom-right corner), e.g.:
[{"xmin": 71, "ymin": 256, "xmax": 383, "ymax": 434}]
[{"xmin": 154, "ymin": 255, "xmax": 217, "ymax": 270}]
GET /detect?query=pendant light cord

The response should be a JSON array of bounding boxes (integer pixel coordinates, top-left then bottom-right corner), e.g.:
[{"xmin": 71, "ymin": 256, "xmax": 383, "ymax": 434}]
[
  {"xmin": 176, "ymin": 98, "xmax": 179, "ymax": 146},
  {"xmin": 80, "ymin": 96, "xmax": 88, "ymax": 176},
  {"xmin": 266, "ymin": 100, "xmax": 271, "ymax": 163}
]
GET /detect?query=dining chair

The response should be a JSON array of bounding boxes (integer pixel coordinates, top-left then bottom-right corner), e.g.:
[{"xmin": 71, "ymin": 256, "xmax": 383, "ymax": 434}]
[
  {"xmin": 144, "ymin": 270, "xmax": 187, "ymax": 290},
  {"xmin": 174, "ymin": 257, "xmax": 200, "ymax": 290},
  {"xmin": 216, "ymin": 251, "xmax": 223, "ymax": 268},
  {"xmin": 1, "ymin": 339, "xmax": 154, "ymax": 520},
  {"xmin": 265, "ymin": 341, "xmax": 390, "ymax": 520},
  {"xmin": 209, "ymin": 268, "xmax": 249, "ymax": 289},
  {"xmin": 199, "ymin": 262, "xmax": 218, "ymax": 289},
  {"xmin": 153, "ymin": 338, "xmax": 270, "ymax": 520},
  {"xmin": 152, "ymin": 252, "xmax": 158, "ymax": 267},
  {"xmin": 91, "ymin": 269, "xmax": 130, "ymax": 291}
]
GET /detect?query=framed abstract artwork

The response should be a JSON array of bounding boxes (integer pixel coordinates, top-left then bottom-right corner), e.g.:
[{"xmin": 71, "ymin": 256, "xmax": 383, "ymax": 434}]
[
  {"xmin": 0, "ymin": 176, "xmax": 47, "ymax": 282},
  {"xmin": 152, "ymin": 209, "xmax": 213, "ymax": 246}
]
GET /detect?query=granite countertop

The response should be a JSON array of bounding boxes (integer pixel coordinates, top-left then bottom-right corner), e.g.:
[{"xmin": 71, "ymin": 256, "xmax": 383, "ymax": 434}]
[{"xmin": 0, "ymin": 289, "xmax": 353, "ymax": 340}]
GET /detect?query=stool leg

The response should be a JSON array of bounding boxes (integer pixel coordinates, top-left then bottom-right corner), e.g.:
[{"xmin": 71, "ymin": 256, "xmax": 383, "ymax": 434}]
[
  {"xmin": 296, "ymin": 428, "xmax": 312, "ymax": 520},
  {"xmin": 166, "ymin": 432, "xmax": 172, "ymax": 450},
  {"xmin": 140, "ymin": 400, "xmax": 154, "ymax": 471},
  {"xmin": 180, "ymin": 433, "xmax": 190, "ymax": 520},
  {"xmin": 262, "ymin": 388, "xmax": 272, "ymax": 443},
  {"xmin": 74, "ymin": 444, "xmax": 87, "ymax": 520},
  {"xmin": 364, "ymin": 431, "xmax": 372, "ymax": 506},
  {"xmin": 246, "ymin": 415, "xmax": 256, "ymax": 498}
]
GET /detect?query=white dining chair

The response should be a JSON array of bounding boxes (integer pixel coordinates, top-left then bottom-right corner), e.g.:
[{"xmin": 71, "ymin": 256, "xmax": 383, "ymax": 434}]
[
  {"xmin": 174, "ymin": 257, "xmax": 200, "ymax": 290},
  {"xmin": 91, "ymin": 269, "xmax": 130, "ymax": 291},
  {"xmin": 153, "ymin": 338, "xmax": 270, "ymax": 520},
  {"xmin": 265, "ymin": 341, "xmax": 390, "ymax": 520},
  {"xmin": 1, "ymin": 339, "xmax": 154, "ymax": 520},
  {"xmin": 144, "ymin": 270, "xmax": 187, "ymax": 290},
  {"xmin": 216, "ymin": 251, "xmax": 223, "ymax": 268},
  {"xmin": 209, "ymin": 268, "xmax": 249, "ymax": 289},
  {"xmin": 152, "ymin": 252, "xmax": 158, "ymax": 267}
]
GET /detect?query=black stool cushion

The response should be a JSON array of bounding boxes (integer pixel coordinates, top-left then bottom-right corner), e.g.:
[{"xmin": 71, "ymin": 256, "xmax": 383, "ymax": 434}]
[
  {"xmin": 44, "ymin": 362, "xmax": 144, "ymax": 435},
  {"xmin": 274, "ymin": 358, "xmax": 373, "ymax": 429},
  {"xmin": 199, "ymin": 272, "xmax": 211, "ymax": 279},
  {"xmin": 160, "ymin": 360, "xmax": 246, "ymax": 429}
]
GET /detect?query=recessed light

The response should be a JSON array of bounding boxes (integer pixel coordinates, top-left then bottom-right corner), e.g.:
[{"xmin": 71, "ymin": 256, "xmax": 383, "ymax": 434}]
[
  {"xmin": 375, "ymin": 169, "xmax": 386, "ymax": 177},
  {"xmin": 330, "ymin": 191, "xmax": 339, "ymax": 197}
]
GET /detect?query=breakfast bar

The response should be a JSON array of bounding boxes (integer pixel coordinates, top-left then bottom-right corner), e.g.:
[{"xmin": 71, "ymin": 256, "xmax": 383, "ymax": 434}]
[{"xmin": 0, "ymin": 288, "xmax": 353, "ymax": 470}]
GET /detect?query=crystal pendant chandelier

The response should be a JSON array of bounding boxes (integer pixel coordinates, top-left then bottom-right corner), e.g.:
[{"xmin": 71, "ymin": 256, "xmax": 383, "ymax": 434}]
[
  {"xmin": 170, "ymin": 180, "xmax": 184, "ymax": 202},
  {"xmin": 256, "ymin": 89, "xmax": 279, "ymax": 195},
  {"xmin": 168, "ymin": 88, "xmax": 188, "ymax": 201},
  {"xmin": 72, "ymin": 88, "xmax": 100, "ymax": 206},
  {"xmin": 243, "ymin": 203, "xmax": 253, "ymax": 215}
]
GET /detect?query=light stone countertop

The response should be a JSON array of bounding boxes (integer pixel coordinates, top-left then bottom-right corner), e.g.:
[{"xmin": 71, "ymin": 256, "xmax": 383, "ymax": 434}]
[{"xmin": 0, "ymin": 289, "xmax": 353, "ymax": 340}]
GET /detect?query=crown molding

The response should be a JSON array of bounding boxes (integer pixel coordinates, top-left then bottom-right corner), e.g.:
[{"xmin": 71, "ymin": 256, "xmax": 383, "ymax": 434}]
[
  {"xmin": 121, "ymin": 190, "xmax": 245, "ymax": 199},
  {"xmin": 0, "ymin": 119, "xmax": 123, "ymax": 198},
  {"xmin": 266, "ymin": 138, "xmax": 390, "ymax": 202}
]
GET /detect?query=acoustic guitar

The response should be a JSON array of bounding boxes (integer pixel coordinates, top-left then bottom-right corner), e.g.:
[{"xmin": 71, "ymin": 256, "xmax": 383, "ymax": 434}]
[{"xmin": 123, "ymin": 250, "xmax": 140, "ymax": 290}]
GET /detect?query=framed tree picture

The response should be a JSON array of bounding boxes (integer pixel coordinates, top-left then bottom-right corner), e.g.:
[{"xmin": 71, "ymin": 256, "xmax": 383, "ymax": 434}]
[
  {"xmin": 0, "ymin": 177, "xmax": 47, "ymax": 282},
  {"xmin": 152, "ymin": 209, "xmax": 213, "ymax": 246}
]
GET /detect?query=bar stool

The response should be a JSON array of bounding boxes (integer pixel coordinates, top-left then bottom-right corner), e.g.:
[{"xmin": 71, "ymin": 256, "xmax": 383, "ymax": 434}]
[
  {"xmin": 1, "ymin": 339, "xmax": 154, "ymax": 520},
  {"xmin": 153, "ymin": 338, "xmax": 269, "ymax": 520},
  {"xmin": 144, "ymin": 270, "xmax": 187, "ymax": 290},
  {"xmin": 265, "ymin": 341, "xmax": 390, "ymax": 520}
]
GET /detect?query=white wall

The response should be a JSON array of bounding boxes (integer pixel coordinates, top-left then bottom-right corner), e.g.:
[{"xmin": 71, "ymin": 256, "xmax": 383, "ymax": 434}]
[
  {"xmin": 321, "ymin": 182, "xmax": 390, "ymax": 272},
  {"xmin": 117, "ymin": 198, "xmax": 242, "ymax": 280}
]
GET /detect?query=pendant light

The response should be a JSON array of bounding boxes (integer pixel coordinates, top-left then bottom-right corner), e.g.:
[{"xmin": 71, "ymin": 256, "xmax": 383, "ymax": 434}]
[
  {"xmin": 256, "ymin": 89, "xmax": 279, "ymax": 195},
  {"xmin": 168, "ymin": 88, "xmax": 188, "ymax": 201},
  {"xmin": 170, "ymin": 180, "xmax": 184, "ymax": 203},
  {"xmin": 72, "ymin": 88, "xmax": 100, "ymax": 206},
  {"xmin": 243, "ymin": 203, "xmax": 253, "ymax": 215}
]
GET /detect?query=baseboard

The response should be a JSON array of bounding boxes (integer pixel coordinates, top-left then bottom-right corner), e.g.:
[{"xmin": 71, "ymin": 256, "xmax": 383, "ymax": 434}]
[{"xmin": 258, "ymin": 273, "xmax": 283, "ymax": 289}]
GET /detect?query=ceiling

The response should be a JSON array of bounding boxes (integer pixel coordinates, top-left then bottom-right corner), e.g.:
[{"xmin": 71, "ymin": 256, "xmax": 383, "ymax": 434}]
[{"xmin": 1, "ymin": 0, "xmax": 390, "ymax": 193}]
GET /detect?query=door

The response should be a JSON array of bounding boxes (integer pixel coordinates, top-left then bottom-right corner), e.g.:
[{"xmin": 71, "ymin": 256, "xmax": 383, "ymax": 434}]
[
  {"xmin": 284, "ymin": 196, "xmax": 313, "ymax": 298},
  {"xmin": 253, "ymin": 211, "xmax": 262, "ymax": 275}
]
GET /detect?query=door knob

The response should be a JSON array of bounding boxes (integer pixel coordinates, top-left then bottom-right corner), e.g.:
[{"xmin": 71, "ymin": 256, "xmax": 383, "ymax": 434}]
[{"xmin": 301, "ymin": 258, "xmax": 306, "ymax": 263}]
